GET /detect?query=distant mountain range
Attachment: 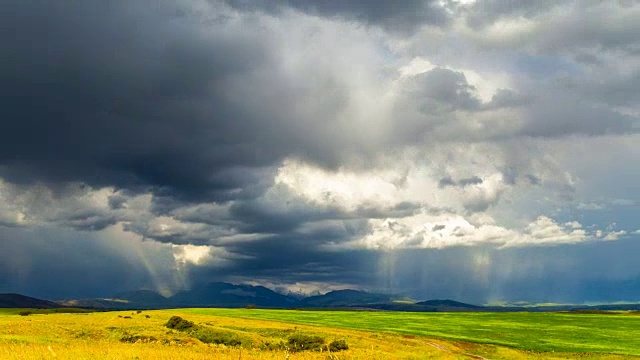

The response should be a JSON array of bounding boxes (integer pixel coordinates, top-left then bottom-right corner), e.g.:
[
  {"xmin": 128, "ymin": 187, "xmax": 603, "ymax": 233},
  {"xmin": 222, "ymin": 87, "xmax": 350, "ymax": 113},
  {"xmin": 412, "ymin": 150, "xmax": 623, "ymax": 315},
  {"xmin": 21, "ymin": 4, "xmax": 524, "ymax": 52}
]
[
  {"xmin": 298, "ymin": 289, "xmax": 394, "ymax": 307},
  {"xmin": 4, "ymin": 283, "xmax": 640, "ymax": 312},
  {"xmin": 170, "ymin": 282, "xmax": 298, "ymax": 308},
  {"xmin": 57, "ymin": 282, "xmax": 299, "ymax": 309},
  {"xmin": 0, "ymin": 293, "xmax": 60, "ymax": 308},
  {"xmin": 46, "ymin": 284, "xmax": 472, "ymax": 310}
]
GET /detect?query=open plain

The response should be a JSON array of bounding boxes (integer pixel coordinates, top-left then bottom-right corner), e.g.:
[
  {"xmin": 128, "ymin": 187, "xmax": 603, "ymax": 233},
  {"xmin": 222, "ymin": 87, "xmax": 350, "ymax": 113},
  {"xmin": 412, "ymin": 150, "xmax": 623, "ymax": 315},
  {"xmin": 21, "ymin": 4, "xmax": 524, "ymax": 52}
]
[{"xmin": 1, "ymin": 308, "xmax": 639, "ymax": 359}]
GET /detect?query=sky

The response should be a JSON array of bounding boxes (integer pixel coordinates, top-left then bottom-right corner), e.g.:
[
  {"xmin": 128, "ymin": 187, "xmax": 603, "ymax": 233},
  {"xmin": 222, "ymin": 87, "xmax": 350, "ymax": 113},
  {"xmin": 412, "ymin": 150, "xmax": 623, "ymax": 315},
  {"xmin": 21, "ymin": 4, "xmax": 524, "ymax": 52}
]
[{"xmin": 1, "ymin": 0, "xmax": 639, "ymax": 304}]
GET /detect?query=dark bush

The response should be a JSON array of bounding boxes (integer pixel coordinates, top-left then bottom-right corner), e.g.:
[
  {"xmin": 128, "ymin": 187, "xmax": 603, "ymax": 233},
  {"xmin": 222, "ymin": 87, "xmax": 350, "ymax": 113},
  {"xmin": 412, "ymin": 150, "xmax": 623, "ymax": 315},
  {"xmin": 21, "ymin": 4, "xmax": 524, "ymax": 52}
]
[
  {"xmin": 261, "ymin": 340, "xmax": 287, "ymax": 351},
  {"xmin": 287, "ymin": 334, "xmax": 326, "ymax": 352},
  {"xmin": 165, "ymin": 316, "xmax": 194, "ymax": 330},
  {"xmin": 120, "ymin": 334, "xmax": 157, "ymax": 343},
  {"xmin": 191, "ymin": 328, "xmax": 248, "ymax": 347},
  {"xmin": 329, "ymin": 339, "xmax": 349, "ymax": 352},
  {"xmin": 123, "ymin": 316, "xmax": 132, "ymax": 319},
  {"xmin": 18, "ymin": 311, "xmax": 32, "ymax": 316}
]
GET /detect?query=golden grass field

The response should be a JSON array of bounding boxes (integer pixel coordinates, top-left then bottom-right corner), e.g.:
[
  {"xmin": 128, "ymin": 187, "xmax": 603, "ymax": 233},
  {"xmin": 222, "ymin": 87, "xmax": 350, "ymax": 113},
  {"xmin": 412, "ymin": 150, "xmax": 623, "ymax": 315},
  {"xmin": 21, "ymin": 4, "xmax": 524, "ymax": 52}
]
[{"xmin": 0, "ymin": 309, "xmax": 638, "ymax": 360}]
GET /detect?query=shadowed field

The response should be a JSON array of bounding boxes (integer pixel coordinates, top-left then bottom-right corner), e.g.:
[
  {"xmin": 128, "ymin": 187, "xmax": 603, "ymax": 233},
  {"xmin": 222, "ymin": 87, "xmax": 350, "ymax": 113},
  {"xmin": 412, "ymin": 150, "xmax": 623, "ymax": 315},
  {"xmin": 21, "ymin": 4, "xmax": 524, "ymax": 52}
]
[{"xmin": 1, "ymin": 308, "xmax": 639, "ymax": 359}]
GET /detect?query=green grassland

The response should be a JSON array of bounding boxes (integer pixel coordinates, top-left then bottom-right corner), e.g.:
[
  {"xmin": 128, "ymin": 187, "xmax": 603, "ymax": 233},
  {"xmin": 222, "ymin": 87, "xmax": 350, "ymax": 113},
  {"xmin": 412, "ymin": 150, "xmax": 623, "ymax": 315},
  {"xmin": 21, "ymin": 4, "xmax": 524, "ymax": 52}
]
[
  {"xmin": 0, "ymin": 308, "xmax": 487, "ymax": 359},
  {"xmin": 0, "ymin": 308, "xmax": 94, "ymax": 315},
  {"xmin": 181, "ymin": 308, "xmax": 640, "ymax": 356},
  {"xmin": 1, "ymin": 308, "xmax": 639, "ymax": 359}
]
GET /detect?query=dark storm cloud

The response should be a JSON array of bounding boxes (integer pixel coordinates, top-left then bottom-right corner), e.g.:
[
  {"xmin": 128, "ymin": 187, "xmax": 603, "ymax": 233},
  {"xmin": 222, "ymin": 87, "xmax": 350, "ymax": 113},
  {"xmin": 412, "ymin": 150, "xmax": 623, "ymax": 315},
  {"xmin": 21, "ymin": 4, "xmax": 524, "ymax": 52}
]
[
  {"xmin": 406, "ymin": 67, "xmax": 482, "ymax": 112},
  {"xmin": 164, "ymin": 216, "xmax": 374, "ymax": 289},
  {"xmin": 224, "ymin": 0, "xmax": 450, "ymax": 33},
  {"xmin": 0, "ymin": 0, "xmax": 320, "ymax": 201},
  {"xmin": 1, "ymin": 0, "xmax": 638, "ymax": 304},
  {"xmin": 0, "ymin": 226, "xmax": 175, "ymax": 299},
  {"xmin": 437, "ymin": 176, "xmax": 456, "ymax": 188},
  {"xmin": 411, "ymin": 70, "xmax": 636, "ymax": 141},
  {"xmin": 5, "ymin": 218, "xmax": 639, "ymax": 303},
  {"xmin": 0, "ymin": 181, "xmax": 124, "ymax": 231},
  {"xmin": 53, "ymin": 209, "xmax": 119, "ymax": 232},
  {"xmin": 187, "ymin": 229, "xmax": 376, "ymax": 288},
  {"xmin": 438, "ymin": 175, "xmax": 483, "ymax": 188},
  {"xmin": 394, "ymin": 65, "xmax": 637, "ymax": 143},
  {"xmin": 1, "ymin": 0, "xmax": 634, "ymax": 203},
  {"xmin": 179, "ymin": 236, "xmax": 640, "ymax": 303},
  {"xmin": 227, "ymin": 198, "xmax": 342, "ymax": 234},
  {"xmin": 458, "ymin": 176, "xmax": 483, "ymax": 187},
  {"xmin": 225, "ymin": 195, "xmax": 421, "ymax": 235}
]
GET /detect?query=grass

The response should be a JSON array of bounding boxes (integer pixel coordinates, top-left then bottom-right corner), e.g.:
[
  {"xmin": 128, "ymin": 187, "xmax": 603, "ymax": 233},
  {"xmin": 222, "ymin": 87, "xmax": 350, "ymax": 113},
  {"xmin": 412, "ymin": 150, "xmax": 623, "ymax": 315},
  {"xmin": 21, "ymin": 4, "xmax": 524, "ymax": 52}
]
[
  {"xmin": 0, "ymin": 308, "xmax": 94, "ymax": 315},
  {"xmin": 180, "ymin": 308, "xmax": 640, "ymax": 356},
  {"xmin": 0, "ymin": 308, "xmax": 639, "ymax": 359}
]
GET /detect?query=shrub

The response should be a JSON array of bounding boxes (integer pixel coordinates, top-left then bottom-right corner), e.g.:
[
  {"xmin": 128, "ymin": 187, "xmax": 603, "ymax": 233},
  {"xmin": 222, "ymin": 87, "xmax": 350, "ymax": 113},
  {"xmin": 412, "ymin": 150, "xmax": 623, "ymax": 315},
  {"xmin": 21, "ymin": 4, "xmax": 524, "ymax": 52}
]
[
  {"xmin": 165, "ymin": 316, "xmax": 248, "ymax": 347},
  {"xmin": 18, "ymin": 311, "xmax": 32, "ymax": 316},
  {"xmin": 165, "ymin": 316, "xmax": 194, "ymax": 330},
  {"xmin": 261, "ymin": 340, "xmax": 287, "ymax": 351},
  {"xmin": 120, "ymin": 334, "xmax": 157, "ymax": 343},
  {"xmin": 191, "ymin": 328, "xmax": 248, "ymax": 347},
  {"xmin": 287, "ymin": 334, "xmax": 326, "ymax": 352},
  {"xmin": 329, "ymin": 339, "xmax": 349, "ymax": 352}
]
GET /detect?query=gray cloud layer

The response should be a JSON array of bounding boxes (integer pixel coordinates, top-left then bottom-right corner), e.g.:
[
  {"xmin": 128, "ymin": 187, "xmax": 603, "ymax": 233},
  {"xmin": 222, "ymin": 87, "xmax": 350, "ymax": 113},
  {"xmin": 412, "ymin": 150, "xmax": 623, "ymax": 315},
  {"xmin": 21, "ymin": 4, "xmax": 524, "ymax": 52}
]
[
  {"xmin": 224, "ymin": 0, "xmax": 451, "ymax": 33},
  {"xmin": 0, "ymin": 0, "xmax": 638, "ymax": 302}
]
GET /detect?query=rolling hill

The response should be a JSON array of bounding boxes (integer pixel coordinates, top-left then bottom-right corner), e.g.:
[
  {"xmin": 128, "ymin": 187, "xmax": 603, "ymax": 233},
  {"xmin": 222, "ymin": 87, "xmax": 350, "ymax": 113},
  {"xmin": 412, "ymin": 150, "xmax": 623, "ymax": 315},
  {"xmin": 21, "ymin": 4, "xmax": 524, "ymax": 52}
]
[
  {"xmin": 298, "ymin": 289, "xmax": 394, "ymax": 307},
  {"xmin": 0, "ymin": 293, "xmax": 60, "ymax": 308}
]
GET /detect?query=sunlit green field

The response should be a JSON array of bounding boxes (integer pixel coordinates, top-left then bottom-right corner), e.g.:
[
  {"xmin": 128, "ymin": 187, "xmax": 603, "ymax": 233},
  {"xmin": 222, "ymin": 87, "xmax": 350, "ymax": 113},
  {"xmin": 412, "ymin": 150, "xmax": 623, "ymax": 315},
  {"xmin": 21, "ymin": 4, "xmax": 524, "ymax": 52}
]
[
  {"xmin": 182, "ymin": 308, "xmax": 640, "ymax": 356},
  {"xmin": 1, "ymin": 308, "xmax": 639, "ymax": 359}
]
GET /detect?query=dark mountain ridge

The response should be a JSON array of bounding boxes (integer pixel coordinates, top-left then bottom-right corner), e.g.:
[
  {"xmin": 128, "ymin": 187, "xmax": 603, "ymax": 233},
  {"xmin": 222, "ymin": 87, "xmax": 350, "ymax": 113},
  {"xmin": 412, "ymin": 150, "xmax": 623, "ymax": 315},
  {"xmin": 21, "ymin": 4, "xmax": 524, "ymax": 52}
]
[
  {"xmin": 169, "ymin": 282, "xmax": 297, "ymax": 308},
  {"xmin": 299, "ymin": 289, "xmax": 394, "ymax": 307},
  {"xmin": 0, "ymin": 293, "xmax": 61, "ymax": 308},
  {"xmin": 5, "ymin": 285, "xmax": 640, "ymax": 312},
  {"xmin": 416, "ymin": 299, "xmax": 481, "ymax": 308}
]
